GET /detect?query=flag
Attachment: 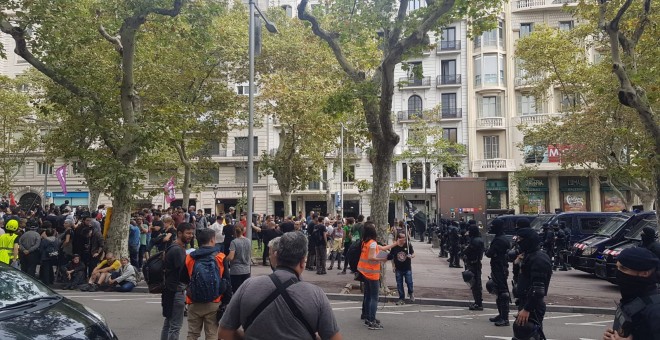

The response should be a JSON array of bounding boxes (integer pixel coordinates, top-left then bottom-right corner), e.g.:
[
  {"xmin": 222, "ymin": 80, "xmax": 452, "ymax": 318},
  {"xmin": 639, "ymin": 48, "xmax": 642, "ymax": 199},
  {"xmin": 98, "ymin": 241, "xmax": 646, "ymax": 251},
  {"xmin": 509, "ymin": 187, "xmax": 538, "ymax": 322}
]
[
  {"xmin": 55, "ymin": 164, "xmax": 68, "ymax": 195},
  {"xmin": 163, "ymin": 176, "xmax": 176, "ymax": 204},
  {"xmin": 9, "ymin": 192, "xmax": 16, "ymax": 206}
]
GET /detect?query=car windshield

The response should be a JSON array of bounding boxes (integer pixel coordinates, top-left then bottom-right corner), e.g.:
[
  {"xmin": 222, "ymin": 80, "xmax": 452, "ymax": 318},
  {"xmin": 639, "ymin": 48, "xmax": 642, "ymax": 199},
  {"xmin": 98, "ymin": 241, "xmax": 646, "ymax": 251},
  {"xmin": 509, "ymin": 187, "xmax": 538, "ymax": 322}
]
[
  {"xmin": 626, "ymin": 216, "xmax": 658, "ymax": 240},
  {"xmin": 0, "ymin": 265, "xmax": 56, "ymax": 308},
  {"xmin": 531, "ymin": 215, "xmax": 554, "ymax": 230},
  {"xmin": 594, "ymin": 216, "xmax": 629, "ymax": 236}
]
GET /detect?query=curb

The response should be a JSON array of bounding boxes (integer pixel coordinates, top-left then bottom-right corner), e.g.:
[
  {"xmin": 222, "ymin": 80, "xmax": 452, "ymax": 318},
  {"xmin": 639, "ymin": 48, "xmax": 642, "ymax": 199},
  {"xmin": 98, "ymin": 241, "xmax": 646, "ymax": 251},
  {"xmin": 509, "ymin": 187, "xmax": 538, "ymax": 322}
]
[
  {"xmin": 128, "ymin": 286, "xmax": 614, "ymax": 315},
  {"xmin": 325, "ymin": 293, "xmax": 616, "ymax": 315}
]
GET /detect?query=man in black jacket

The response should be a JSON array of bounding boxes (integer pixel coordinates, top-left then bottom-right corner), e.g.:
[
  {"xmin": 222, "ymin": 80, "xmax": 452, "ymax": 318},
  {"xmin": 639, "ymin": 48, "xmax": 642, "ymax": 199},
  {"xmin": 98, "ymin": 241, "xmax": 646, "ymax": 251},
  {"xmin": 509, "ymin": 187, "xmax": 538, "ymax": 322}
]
[
  {"xmin": 448, "ymin": 223, "xmax": 461, "ymax": 268},
  {"xmin": 463, "ymin": 222, "xmax": 485, "ymax": 311},
  {"xmin": 486, "ymin": 219, "xmax": 511, "ymax": 326},
  {"xmin": 602, "ymin": 247, "xmax": 660, "ymax": 340},
  {"xmin": 61, "ymin": 254, "xmax": 87, "ymax": 290},
  {"xmin": 512, "ymin": 227, "xmax": 552, "ymax": 340}
]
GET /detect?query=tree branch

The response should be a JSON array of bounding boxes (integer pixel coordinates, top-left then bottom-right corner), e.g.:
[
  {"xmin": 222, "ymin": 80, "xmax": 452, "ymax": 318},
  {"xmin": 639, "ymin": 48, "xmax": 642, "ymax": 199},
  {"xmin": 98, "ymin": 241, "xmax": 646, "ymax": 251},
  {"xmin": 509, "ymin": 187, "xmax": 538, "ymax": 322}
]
[
  {"xmin": 387, "ymin": 0, "xmax": 410, "ymax": 49},
  {"xmin": 98, "ymin": 25, "xmax": 123, "ymax": 54},
  {"xmin": 297, "ymin": 0, "xmax": 364, "ymax": 82},
  {"xmin": 631, "ymin": 0, "xmax": 652, "ymax": 45}
]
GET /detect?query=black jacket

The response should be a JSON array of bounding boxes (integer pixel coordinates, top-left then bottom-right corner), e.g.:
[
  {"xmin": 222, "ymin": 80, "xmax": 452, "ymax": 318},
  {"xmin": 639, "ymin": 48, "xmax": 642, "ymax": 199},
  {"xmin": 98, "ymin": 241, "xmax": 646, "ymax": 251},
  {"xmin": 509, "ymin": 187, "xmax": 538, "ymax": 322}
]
[
  {"xmin": 485, "ymin": 234, "xmax": 510, "ymax": 271},
  {"xmin": 515, "ymin": 248, "xmax": 552, "ymax": 312},
  {"xmin": 620, "ymin": 290, "xmax": 660, "ymax": 340},
  {"xmin": 464, "ymin": 235, "xmax": 485, "ymax": 263}
]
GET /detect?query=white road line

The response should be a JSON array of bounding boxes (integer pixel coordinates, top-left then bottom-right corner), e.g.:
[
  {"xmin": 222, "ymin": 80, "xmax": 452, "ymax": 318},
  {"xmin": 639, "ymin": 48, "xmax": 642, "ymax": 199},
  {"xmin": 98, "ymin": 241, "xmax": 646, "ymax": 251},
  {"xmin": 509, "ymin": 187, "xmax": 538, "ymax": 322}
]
[
  {"xmin": 330, "ymin": 301, "xmax": 358, "ymax": 305},
  {"xmin": 59, "ymin": 294, "xmax": 154, "ymax": 298},
  {"xmin": 438, "ymin": 313, "xmax": 500, "ymax": 319},
  {"xmin": 543, "ymin": 314, "xmax": 583, "ymax": 320},
  {"xmin": 334, "ymin": 305, "xmax": 410, "ymax": 311},
  {"xmin": 93, "ymin": 297, "xmax": 160, "ymax": 302},
  {"xmin": 485, "ymin": 337, "xmax": 560, "ymax": 340},
  {"xmin": 565, "ymin": 320, "xmax": 611, "ymax": 326}
]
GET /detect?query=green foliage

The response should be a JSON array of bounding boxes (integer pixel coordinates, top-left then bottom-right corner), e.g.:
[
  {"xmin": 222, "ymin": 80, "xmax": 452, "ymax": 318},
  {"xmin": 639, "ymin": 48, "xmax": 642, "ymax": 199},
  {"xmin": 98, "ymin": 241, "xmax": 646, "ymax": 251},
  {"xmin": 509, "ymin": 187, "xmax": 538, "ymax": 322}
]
[{"xmin": 0, "ymin": 76, "xmax": 39, "ymax": 194}]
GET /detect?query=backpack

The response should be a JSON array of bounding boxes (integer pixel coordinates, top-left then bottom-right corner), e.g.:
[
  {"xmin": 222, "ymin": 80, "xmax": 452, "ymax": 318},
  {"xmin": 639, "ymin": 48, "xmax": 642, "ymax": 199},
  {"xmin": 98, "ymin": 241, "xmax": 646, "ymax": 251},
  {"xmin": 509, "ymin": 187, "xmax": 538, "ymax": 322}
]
[
  {"xmin": 143, "ymin": 244, "xmax": 176, "ymax": 294},
  {"xmin": 346, "ymin": 239, "xmax": 363, "ymax": 273},
  {"xmin": 186, "ymin": 252, "xmax": 225, "ymax": 303}
]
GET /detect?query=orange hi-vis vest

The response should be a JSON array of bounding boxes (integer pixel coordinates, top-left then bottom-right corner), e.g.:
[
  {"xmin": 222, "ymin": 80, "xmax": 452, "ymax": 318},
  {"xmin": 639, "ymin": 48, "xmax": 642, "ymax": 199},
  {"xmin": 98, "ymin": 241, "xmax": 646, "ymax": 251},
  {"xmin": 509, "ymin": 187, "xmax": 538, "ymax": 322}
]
[
  {"xmin": 358, "ymin": 239, "xmax": 380, "ymax": 281},
  {"xmin": 184, "ymin": 251, "xmax": 226, "ymax": 305}
]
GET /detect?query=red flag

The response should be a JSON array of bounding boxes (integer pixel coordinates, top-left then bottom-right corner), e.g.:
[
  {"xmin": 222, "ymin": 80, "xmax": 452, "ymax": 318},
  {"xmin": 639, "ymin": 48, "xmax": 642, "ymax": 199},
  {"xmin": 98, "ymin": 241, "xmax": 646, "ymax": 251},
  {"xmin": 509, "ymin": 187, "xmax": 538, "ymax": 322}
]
[{"xmin": 9, "ymin": 192, "xmax": 16, "ymax": 206}]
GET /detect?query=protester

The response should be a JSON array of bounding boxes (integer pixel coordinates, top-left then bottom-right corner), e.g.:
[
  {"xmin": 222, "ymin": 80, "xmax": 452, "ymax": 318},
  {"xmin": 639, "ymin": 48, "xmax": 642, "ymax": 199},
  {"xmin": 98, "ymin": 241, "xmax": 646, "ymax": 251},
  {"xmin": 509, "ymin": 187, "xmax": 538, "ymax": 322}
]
[
  {"xmin": 161, "ymin": 222, "xmax": 194, "ymax": 340},
  {"xmin": 388, "ymin": 231, "xmax": 415, "ymax": 305},
  {"xmin": 38, "ymin": 227, "xmax": 60, "ymax": 286},
  {"xmin": 61, "ymin": 254, "xmax": 87, "ymax": 290},
  {"xmin": 228, "ymin": 224, "xmax": 251, "ymax": 293},
  {"xmin": 209, "ymin": 216, "xmax": 225, "ymax": 252},
  {"xmin": 17, "ymin": 222, "xmax": 41, "ymax": 277},
  {"xmin": 82, "ymin": 252, "xmax": 120, "ymax": 292},
  {"xmin": 107, "ymin": 256, "xmax": 137, "ymax": 292}
]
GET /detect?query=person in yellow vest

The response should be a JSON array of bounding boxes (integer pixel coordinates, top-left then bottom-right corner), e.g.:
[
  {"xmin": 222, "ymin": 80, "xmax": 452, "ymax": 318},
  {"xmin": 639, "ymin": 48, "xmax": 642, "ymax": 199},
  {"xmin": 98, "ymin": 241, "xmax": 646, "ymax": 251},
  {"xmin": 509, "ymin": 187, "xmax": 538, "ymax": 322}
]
[
  {"xmin": 358, "ymin": 221, "xmax": 397, "ymax": 330},
  {"xmin": 0, "ymin": 219, "xmax": 20, "ymax": 266}
]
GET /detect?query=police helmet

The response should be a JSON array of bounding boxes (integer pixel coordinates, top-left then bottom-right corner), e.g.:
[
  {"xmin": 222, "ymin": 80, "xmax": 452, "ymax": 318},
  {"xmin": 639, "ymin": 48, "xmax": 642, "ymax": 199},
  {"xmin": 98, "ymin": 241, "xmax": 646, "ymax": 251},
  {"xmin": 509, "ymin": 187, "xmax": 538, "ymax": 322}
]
[
  {"xmin": 462, "ymin": 269, "xmax": 474, "ymax": 283},
  {"xmin": 5, "ymin": 219, "xmax": 19, "ymax": 232},
  {"xmin": 486, "ymin": 278, "xmax": 497, "ymax": 295},
  {"xmin": 512, "ymin": 320, "xmax": 540, "ymax": 339}
]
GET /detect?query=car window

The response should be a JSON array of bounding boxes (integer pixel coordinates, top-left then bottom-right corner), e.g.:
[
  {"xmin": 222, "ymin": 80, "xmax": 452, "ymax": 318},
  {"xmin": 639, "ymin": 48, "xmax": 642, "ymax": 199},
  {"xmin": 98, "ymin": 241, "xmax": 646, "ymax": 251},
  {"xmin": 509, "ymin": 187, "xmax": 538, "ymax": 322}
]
[
  {"xmin": 531, "ymin": 215, "xmax": 553, "ymax": 230},
  {"xmin": 558, "ymin": 216, "xmax": 571, "ymax": 227},
  {"xmin": 627, "ymin": 217, "xmax": 657, "ymax": 239},
  {"xmin": 0, "ymin": 265, "xmax": 55, "ymax": 308},
  {"xmin": 579, "ymin": 217, "xmax": 608, "ymax": 233},
  {"xmin": 594, "ymin": 216, "xmax": 629, "ymax": 236}
]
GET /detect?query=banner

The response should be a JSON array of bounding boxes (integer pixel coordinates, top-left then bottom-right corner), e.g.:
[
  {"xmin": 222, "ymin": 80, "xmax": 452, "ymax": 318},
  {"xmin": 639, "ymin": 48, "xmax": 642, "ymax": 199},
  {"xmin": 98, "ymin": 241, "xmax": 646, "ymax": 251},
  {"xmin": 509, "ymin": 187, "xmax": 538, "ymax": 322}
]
[
  {"xmin": 55, "ymin": 164, "xmax": 68, "ymax": 195},
  {"xmin": 9, "ymin": 192, "xmax": 16, "ymax": 206},
  {"xmin": 163, "ymin": 176, "xmax": 176, "ymax": 204}
]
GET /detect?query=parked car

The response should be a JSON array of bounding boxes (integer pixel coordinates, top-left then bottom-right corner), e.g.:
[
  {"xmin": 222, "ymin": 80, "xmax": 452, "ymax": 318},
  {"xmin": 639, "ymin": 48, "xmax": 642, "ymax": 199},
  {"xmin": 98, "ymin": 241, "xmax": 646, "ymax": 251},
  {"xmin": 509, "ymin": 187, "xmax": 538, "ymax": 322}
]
[
  {"xmin": 549, "ymin": 212, "xmax": 623, "ymax": 244},
  {"xmin": 568, "ymin": 212, "xmax": 637, "ymax": 273},
  {"xmin": 530, "ymin": 214, "xmax": 555, "ymax": 231},
  {"xmin": 0, "ymin": 263, "xmax": 117, "ymax": 339},
  {"xmin": 484, "ymin": 214, "xmax": 538, "ymax": 246},
  {"xmin": 594, "ymin": 212, "xmax": 657, "ymax": 283}
]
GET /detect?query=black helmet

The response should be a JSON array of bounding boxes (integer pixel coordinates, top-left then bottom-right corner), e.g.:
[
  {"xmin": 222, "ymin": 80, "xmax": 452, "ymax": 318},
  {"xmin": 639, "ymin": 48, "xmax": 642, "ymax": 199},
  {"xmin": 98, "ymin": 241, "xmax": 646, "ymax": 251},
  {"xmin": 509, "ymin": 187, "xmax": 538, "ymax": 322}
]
[
  {"xmin": 462, "ymin": 269, "xmax": 474, "ymax": 284},
  {"xmin": 512, "ymin": 320, "xmax": 541, "ymax": 339},
  {"xmin": 516, "ymin": 218, "xmax": 531, "ymax": 229},
  {"xmin": 488, "ymin": 219, "xmax": 504, "ymax": 235},
  {"xmin": 486, "ymin": 278, "xmax": 497, "ymax": 295}
]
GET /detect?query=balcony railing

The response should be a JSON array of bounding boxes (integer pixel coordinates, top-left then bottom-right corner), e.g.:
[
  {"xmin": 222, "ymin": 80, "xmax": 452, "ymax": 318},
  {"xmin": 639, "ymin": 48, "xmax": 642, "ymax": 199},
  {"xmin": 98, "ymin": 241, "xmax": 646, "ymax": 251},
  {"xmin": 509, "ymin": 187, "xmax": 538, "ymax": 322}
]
[
  {"xmin": 397, "ymin": 110, "xmax": 423, "ymax": 121},
  {"xmin": 515, "ymin": 113, "xmax": 565, "ymax": 126},
  {"xmin": 436, "ymin": 40, "xmax": 461, "ymax": 52},
  {"xmin": 472, "ymin": 159, "xmax": 515, "ymax": 172},
  {"xmin": 514, "ymin": 0, "xmax": 577, "ymax": 10},
  {"xmin": 476, "ymin": 117, "xmax": 505, "ymax": 129},
  {"xmin": 436, "ymin": 74, "xmax": 462, "ymax": 86},
  {"xmin": 441, "ymin": 108, "xmax": 462, "ymax": 119},
  {"xmin": 398, "ymin": 77, "xmax": 431, "ymax": 87}
]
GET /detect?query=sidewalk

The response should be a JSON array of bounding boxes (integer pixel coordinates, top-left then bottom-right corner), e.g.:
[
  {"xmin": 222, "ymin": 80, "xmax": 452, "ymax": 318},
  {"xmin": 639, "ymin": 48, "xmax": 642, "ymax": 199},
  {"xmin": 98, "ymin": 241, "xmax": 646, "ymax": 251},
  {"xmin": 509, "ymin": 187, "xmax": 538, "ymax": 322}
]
[{"xmin": 131, "ymin": 239, "xmax": 620, "ymax": 310}]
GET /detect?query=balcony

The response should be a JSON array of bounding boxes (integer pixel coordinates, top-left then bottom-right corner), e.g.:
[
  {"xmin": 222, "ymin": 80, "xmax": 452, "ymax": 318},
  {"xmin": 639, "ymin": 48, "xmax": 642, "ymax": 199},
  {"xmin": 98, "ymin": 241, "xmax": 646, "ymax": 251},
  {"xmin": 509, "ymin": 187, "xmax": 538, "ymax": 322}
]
[
  {"xmin": 476, "ymin": 117, "xmax": 505, "ymax": 130},
  {"xmin": 397, "ymin": 110, "xmax": 423, "ymax": 121},
  {"xmin": 514, "ymin": 113, "xmax": 564, "ymax": 126},
  {"xmin": 398, "ymin": 77, "xmax": 431, "ymax": 88},
  {"xmin": 513, "ymin": 0, "xmax": 578, "ymax": 11},
  {"xmin": 436, "ymin": 74, "xmax": 462, "ymax": 87},
  {"xmin": 472, "ymin": 159, "xmax": 516, "ymax": 172},
  {"xmin": 436, "ymin": 40, "xmax": 461, "ymax": 53},
  {"xmin": 441, "ymin": 108, "xmax": 462, "ymax": 119}
]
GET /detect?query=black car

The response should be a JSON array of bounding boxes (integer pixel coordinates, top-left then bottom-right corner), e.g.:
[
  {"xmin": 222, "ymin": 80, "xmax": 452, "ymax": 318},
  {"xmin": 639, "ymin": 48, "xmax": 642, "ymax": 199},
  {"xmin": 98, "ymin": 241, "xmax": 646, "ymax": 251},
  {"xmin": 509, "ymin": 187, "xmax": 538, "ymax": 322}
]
[
  {"xmin": 484, "ymin": 214, "xmax": 538, "ymax": 246},
  {"xmin": 568, "ymin": 212, "xmax": 635, "ymax": 273},
  {"xmin": 547, "ymin": 212, "xmax": 621, "ymax": 244},
  {"xmin": 0, "ymin": 263, "xmax": 117, "ymax": 339},
  {"xmin": 594, "ymin": 212, "xmax": 657, "ymax": 283}
]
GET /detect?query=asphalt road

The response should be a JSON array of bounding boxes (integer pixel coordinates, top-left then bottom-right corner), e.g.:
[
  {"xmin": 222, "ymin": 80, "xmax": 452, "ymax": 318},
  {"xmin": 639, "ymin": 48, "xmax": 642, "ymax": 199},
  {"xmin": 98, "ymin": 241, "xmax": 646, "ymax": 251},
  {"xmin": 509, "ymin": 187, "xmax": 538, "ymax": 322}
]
[{"xmin": 60, "ymin": 290, "xmax": 613, "ymax": 340}]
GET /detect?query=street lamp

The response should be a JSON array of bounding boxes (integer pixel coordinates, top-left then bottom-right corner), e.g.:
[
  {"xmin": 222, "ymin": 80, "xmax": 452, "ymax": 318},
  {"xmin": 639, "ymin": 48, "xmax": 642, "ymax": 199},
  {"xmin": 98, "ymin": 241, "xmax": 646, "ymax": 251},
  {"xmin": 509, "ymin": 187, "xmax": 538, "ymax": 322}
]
[
  {"xmin": 213, "ymin": 185, "xmax": 218, "ymax": 216},
  {"xmin": 339, "ymin": 123, "xmax": 344, "ymax": 220},
  {"xmin": 247, "ymin": 0, "xmax": 277, "ymax": 241}
]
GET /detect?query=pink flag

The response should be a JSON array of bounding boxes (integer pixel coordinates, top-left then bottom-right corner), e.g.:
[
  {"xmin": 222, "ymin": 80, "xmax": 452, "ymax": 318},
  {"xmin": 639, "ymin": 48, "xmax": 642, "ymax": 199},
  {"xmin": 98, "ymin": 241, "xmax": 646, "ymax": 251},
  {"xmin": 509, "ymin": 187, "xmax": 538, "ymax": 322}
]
[
  {"xmin": 55, "ymin": 164, "xmax": 68, "ymax": 195},
  {"xmin": 163, "ymin": 176, "xmax": 176, "ymax": 204}
]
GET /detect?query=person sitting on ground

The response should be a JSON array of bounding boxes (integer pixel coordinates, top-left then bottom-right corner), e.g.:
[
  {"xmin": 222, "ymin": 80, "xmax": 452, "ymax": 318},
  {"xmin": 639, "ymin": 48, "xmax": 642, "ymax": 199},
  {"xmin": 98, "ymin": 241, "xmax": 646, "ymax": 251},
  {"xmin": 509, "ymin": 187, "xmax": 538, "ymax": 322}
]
[
  {"xmin": 107, "ymin": 256, "xmax": 137, "ymax": 292},
  {"xmin": 61, "ymin": 254, "xmax": 87, "ymax": 290},
  {"xmin": 81, "ymin": 252, "xmax": 120, "ymax": 292}
]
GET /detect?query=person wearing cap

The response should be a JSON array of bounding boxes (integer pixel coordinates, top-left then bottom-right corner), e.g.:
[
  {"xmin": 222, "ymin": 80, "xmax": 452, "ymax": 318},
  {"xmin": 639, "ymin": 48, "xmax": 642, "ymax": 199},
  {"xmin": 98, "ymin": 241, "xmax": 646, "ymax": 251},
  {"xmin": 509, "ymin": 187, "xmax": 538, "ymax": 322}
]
[
  {"xmin": 640, "ymin": 226, "xmax": 660, "ymax": 259},
  {"xmin": 603, "ymin": 247, "xmax": 660, "ymax": 340},
  {"xmin": 511, "ymin": 227, "xmax": 552, "ymax": 340},
  {"xmin": 61, "ymin": 254, "xmax": 87, "ymax": 290}
]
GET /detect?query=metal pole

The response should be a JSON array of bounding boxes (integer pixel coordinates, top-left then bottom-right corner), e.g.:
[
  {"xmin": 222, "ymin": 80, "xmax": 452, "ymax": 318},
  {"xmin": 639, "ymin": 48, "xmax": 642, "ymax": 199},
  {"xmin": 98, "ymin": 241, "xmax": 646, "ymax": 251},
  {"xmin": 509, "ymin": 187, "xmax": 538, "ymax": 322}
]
[
  {"xmin": 43, "ymin": 163, "xmax": 48, "ymax": 208},
  {"xmin": 246, "ymin": 0, "xmax": 255, "ymax": 242},
  {"xmin": 340, "ymin": 123, "xmax": 344, "ymax": 220}
]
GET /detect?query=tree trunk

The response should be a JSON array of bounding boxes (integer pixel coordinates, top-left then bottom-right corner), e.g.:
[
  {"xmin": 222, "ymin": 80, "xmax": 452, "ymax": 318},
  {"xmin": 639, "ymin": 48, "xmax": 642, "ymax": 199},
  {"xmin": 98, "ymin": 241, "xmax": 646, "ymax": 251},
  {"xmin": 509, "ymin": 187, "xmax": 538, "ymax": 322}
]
[
  {"xmin": 106, "ymin": 180, "xmax": 132, "ymax": 257},
  {"xmin": 370, "ymin": 141, "xmax": 395, "ymax": 243},
  {"xmin": 88, "ymin": 188, "xmax": 101, "ymax": 211},
  {"xmin": 282, "ymin": 191, "xmax": 293, "ymax": 217},
  {"xmin": 182, "ymin": 162, "xmax": 191, "ymax": 209}
]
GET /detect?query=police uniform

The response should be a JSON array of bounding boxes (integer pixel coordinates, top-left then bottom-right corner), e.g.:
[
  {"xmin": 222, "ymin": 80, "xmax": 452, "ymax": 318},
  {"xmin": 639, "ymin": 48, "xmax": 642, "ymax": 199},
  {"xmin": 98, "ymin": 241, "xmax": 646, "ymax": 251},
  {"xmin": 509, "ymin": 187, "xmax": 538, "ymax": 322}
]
[
  {"xmin": 463, "ymin": 223, "xmax": 485, "ymax": 310},
  {"xmin": 448, "ymin": 224, "xmax": 461, "ymax": 268},
  {"xmin": 486, "ymin": 219, "xmax": 511, "ymax": 326}
]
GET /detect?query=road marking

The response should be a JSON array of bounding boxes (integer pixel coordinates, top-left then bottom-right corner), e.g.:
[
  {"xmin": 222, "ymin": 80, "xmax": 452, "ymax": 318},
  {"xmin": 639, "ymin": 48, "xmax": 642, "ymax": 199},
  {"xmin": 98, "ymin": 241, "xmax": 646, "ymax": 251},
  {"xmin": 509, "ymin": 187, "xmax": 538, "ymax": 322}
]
[
  {"xmin": 334, "ymin": 305, "xmax": 409, "ymax": 311},
  {"xmin": 59, "ymin": 293, "xmax": 154, "ymax": 298},
  {"xmin": 330, "ymin": 301, "xmax": 358, "ymax": 305},
  {"xmin": 543, "ymin": 314, "xmax": 583, "ymax": 320},
  {"xmin": 566, "ymin": 320, "xmax": 611, "ymax": 326},
  {"xmin": 485, "ymin": 337, "xmax": 560, "ymax": 340},
  {"xmin": 438, "ymin": 313, "xmax": 499, "ymax": 319},
  {"xmin": 93, "ymin": 297, "xmax": 160, "ymax": 302}
]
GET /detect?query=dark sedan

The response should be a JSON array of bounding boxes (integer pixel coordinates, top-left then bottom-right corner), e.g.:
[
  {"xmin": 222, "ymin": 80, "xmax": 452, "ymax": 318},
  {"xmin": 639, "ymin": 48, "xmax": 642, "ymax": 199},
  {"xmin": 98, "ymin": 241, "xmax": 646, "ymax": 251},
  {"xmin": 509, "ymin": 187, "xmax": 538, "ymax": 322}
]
[{"xmin": 0, "ymin": 263, "xmax": 117, "ymax": 339}]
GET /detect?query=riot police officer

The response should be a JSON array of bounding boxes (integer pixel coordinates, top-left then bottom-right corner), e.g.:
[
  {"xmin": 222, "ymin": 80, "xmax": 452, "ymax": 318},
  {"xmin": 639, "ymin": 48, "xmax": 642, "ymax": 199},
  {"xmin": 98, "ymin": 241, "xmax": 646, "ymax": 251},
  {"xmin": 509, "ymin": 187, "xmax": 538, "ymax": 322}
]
[
  {"xmin": 542, "ymin": 224, "xmax": 555, "ymax": 258},
  {"xmin": 553, "ymin": 224, "xmax": 568, "ymax": 271},
  {"xmin": 486, "ymin": 219, "xmax": 511, "ymax": 326},
  {"xmin": 603, "ymin": 247, "xmax": 660, "ymax": 340},
  {"xmin": 448, "ymin": 222, "xmax": 461, "ymax": 268},
  {"xmin": 512, "ymin": 227, "xmax": 552, "ymax": 340},
  {"xmin": 640, "ymin": 226, "xmax": 660, "ymax": 259},
  {"xmin": 438, "ymin": 220, "xmax": 449, "ymax": 258},
  {"xmin": 464, "ymin": 222, "xmax": 485, "ymax": 310}
]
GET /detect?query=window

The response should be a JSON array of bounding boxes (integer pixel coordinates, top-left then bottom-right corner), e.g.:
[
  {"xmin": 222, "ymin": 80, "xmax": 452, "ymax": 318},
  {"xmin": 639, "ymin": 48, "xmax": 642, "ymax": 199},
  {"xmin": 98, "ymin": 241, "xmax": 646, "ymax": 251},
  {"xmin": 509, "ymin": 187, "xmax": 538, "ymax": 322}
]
[
  {"xmin": 443, "ymin": 128, "xmax": 458, "ymax": 143},
  {"xmin": 407, "ymin": 95, "xmax": 423, "ymax": 116},
  {"xmin": 483, "ymin": 136, "xmax": 499, "ymax": 159},
  {"xmin": 520, "ymin": 23, "xmax": 533, "ymax": 37},
  {"xmin": 72, "ymin": 162, "xmax": 83, "ymax": 175},
  {"xmin": 499, "ymin": 20, "xmax": 505, "ymax": 47},
  {"xmin": 483, "ymin": 27, "xmax": 497, "ymax": 46},
  {"xmin": 236, "ymin": 85, "xmax": 250, "ymax": 95},
  {"xmin": 235, "ymin": 166, "xmax": 258, "ymax": 184},
  {"xmin": 343, "ymin": 165, "xmax": 356, "ymax": 182},
  {"xmin": 406, "ymin": 61, "xmax": 422, "ymax": 79},
  {"xmin": 440, "ymin": 27, "xmax": 457, "ymax": 49},
  {"xmin": 559, "ymin": 92, "xmax": 579, "ymax": 112},
  {"xmin": 281, "ymin": 5, "xmax": 293, "ymax": 17},
  {"xmin": 483, "ymin": 54, "xmax": 498, "ymax": 84},
  {"xmin": 440, "ymin": 60, "xmax": 457, "ymax": 84},
  {"xmin": 410, "ymin": 163, "xmax": 423, "ymax": 189},
  {"xmin": 402, "ymin": 163, "xmax": 408, "ymax": 181},
  {"xmin": 517, "ymin": 94, "xmax": 537, "ymax": 115},
  {"xmin": 478, "ymin": 96, "xmax": 501, "ymax": 117},
  {"xmin": 523, "ymin": 137, "xmax": 545, "ymax": 164},
  {"xmin": 559, "ymin": 21, "xmax": 574, "ymax": 31},
  {"xmin": 193, "ymin": 167, "xmax": 220, "ymax": 184},
  {"xmin": 37, "ymin": 162, "xmax": 53, "ymax": 175},
  {"xmin": 408, "ymin": 0, "xmax": 423, "ymax": 12},
  {"xmin": 441, "ymin": 93, "xmax": 458, "ymax": 117},
  {"xmin": 234, "ymin": 137, "xmax": 258, "ymax": 156}
]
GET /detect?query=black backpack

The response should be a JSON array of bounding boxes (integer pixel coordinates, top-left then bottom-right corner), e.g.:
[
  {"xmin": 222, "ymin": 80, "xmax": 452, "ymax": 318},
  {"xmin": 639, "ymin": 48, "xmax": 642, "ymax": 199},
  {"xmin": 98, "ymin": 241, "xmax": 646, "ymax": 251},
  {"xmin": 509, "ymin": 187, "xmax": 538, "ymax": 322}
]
[
  {"xmin": 346, "ymin": 240, "xmax": 363, "ymax": 273},
  {"xmin": 143, "ymin": 244, "xmax": 176, "ymax": 294}
]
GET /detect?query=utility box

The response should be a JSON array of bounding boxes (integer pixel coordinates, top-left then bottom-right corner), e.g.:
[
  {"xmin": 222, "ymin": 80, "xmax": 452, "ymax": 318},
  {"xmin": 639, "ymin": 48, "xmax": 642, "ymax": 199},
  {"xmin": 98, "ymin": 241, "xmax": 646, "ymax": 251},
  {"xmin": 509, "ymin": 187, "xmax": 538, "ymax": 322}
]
[{"xmin": 436, "ymin": 177, "xmax": 487, "ymax": 226}]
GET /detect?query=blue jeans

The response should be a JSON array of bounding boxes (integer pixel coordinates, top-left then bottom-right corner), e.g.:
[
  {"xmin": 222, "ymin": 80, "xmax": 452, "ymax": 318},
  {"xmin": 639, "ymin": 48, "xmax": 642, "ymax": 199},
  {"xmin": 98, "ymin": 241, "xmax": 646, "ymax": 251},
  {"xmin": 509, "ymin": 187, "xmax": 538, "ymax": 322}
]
[
  {"xmin": 161, "ymin": 290, "xmax": 185, "ymax": 340},
  {"xmin": 361, "ymin": 278, "xmax": 379, "ymax": 322},
  {"xmin": 129, "ymin": 245, "xmax": 139, "ymax": 268},
  {"xmin": 215, "ymin": 243, "xmax": 225, "ymax": 253},
  {"xmin": 395, "ymin": 269, "xmax": 414, "ymax": 300}
]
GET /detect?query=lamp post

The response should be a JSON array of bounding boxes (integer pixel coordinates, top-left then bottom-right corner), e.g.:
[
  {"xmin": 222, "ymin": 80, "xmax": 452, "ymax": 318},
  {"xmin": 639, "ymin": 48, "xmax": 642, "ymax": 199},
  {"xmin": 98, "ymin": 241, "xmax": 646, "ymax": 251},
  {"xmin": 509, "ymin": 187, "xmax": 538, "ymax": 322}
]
[
  {"xmin": 339, "ymin": 123, "xmax": 344, "ymax": 220},
  {"xmin": 247, "ymin": 0, "xmax": 277, "ymax": 241},
  {"xmin": 213, "ymin": 185, "xmax": 218, "ymax": 216}
]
